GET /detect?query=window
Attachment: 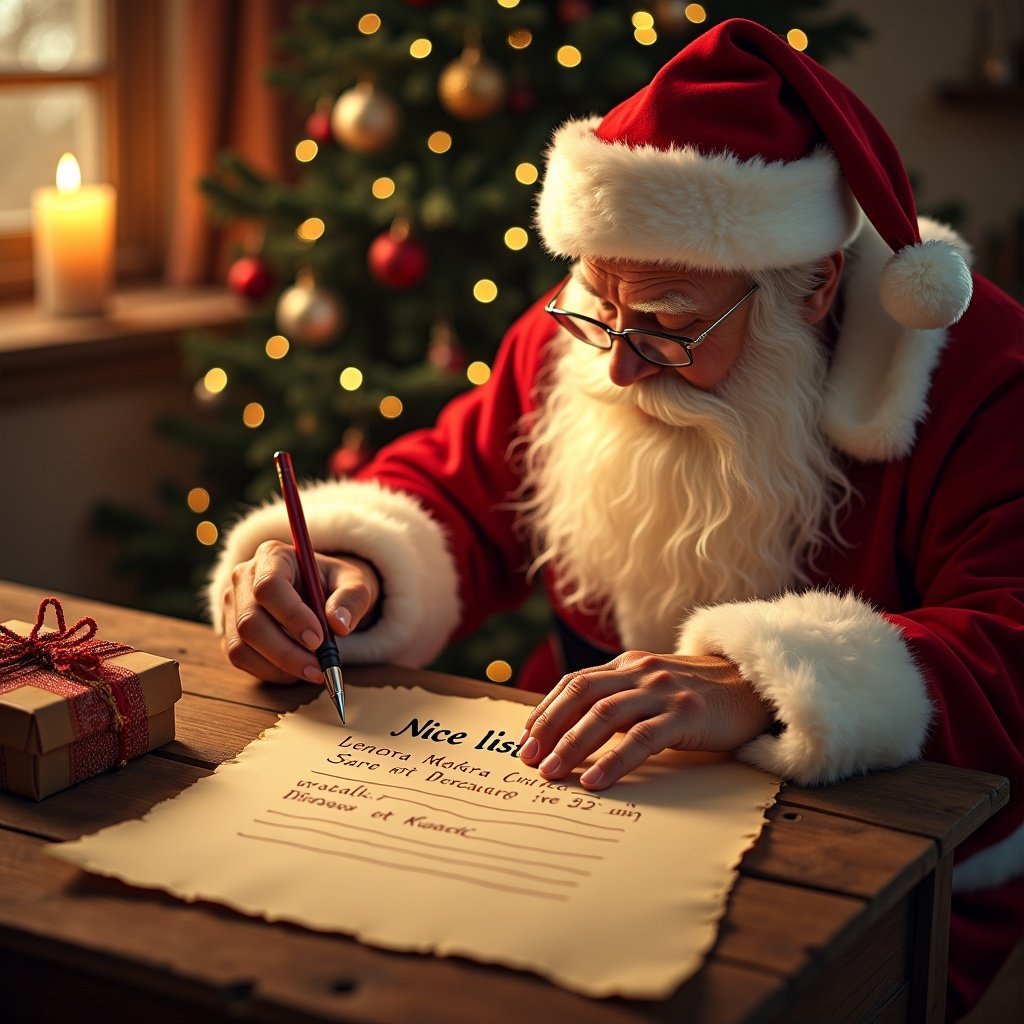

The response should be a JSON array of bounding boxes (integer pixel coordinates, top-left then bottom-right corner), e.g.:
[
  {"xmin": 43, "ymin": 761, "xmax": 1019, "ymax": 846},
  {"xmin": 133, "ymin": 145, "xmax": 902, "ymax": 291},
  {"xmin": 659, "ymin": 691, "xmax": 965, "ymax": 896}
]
[{"xmin": 0, "ymin": 0, "xmax": 165, "ymax": 301}]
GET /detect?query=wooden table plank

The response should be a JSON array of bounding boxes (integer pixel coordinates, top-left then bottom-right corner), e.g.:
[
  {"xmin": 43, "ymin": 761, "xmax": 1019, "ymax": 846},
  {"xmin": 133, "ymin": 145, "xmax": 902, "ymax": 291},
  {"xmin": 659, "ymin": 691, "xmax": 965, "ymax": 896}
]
[{"xmin": 0, "ymin": 828, "xmax": 785, "ymax": 1024}]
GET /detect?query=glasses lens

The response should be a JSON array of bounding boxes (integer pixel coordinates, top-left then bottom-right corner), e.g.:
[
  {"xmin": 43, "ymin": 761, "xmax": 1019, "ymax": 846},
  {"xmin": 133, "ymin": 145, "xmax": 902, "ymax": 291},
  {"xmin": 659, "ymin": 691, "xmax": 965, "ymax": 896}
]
[
  {"xmin": 629, "ymin": 332, "xmax": 693, "ymax": 367},
  {"xmin": 552, "ymin": 311, "xmax": 612, "ymax": 349}
]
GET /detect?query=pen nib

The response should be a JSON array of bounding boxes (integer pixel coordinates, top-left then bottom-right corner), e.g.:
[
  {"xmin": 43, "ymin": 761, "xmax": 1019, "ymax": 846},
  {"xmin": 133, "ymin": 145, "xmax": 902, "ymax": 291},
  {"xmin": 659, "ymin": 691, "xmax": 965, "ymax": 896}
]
[{"xmin": 323, "ymin": 665, "xmax": 346, "ymax": 724}]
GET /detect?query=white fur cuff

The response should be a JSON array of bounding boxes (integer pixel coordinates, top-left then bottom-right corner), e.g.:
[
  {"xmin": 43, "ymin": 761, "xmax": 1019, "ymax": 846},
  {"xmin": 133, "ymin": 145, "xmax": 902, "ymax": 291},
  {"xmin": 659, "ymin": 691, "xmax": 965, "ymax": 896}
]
[
  {"xmin": 205, "ymin": 479, "xmax": 461, "ymax": 668},
  {"xmin": 676, "ymin": 590, "xmax": 932, "ymax": 785}
]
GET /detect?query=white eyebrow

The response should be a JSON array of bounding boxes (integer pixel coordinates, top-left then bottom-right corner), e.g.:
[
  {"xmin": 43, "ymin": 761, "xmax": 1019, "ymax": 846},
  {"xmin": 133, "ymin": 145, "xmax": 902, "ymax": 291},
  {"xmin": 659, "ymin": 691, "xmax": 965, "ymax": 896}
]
[{"xmin": 570, "ymin": 268, "xmax": 702, "ymax": 317}]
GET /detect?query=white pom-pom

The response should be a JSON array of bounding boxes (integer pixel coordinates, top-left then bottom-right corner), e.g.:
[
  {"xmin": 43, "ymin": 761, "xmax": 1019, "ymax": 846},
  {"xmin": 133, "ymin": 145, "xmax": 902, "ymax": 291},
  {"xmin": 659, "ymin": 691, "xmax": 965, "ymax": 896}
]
[{"xmin": 879, "ymin": 240, "xmax": 973, "ymax": 329}]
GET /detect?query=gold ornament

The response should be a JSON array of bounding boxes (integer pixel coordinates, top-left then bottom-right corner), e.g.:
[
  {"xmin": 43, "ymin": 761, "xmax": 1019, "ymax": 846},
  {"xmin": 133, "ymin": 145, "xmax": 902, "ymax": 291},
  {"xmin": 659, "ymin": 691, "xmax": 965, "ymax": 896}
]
[
  {"xmin": 331, "ymin": 81, "xmax": 401, "ymax": 153},
  {"xmin": 438, "ymin": 45, "xmax": 507, "ymax": 120},
  {"xmin": 276, "ymin": 270, "xmax": 345, "ymax": 347}
]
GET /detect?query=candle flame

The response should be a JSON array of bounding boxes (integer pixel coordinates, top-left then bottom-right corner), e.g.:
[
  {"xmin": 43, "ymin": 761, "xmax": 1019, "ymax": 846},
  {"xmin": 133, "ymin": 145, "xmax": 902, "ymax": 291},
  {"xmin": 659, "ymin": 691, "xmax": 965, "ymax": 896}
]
[{"xmin": 56, "ymin": 152, "xmax": 81, "ymax": 193}]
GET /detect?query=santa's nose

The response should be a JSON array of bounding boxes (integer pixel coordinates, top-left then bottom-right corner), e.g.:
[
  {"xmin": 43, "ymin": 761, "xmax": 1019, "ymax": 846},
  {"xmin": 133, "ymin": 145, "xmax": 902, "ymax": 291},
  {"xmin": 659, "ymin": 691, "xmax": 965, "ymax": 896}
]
[{"xmin": 607, "ymin": 336, "xmax": 663, "ymax": 387}]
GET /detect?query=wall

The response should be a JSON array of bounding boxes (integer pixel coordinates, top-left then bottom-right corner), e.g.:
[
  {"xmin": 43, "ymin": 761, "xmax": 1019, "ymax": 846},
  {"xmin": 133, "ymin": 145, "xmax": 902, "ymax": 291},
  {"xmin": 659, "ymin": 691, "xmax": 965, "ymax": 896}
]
[{"xmin": 829, "ymin": 0, "xmax": 1024, "ymax": 295}]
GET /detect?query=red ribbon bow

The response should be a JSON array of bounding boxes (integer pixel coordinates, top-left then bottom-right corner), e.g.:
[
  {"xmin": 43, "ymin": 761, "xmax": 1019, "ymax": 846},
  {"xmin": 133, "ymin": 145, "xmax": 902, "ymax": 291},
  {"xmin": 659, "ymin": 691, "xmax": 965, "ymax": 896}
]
[{"xmin": 0, "ymin": 597, "xmax": 132, "ymax": 682}]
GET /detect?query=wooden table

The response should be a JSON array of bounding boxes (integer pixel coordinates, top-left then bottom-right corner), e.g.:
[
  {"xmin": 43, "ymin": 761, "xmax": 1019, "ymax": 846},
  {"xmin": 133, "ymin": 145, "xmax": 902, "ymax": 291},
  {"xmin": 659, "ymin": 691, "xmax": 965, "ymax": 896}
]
[{"xmin": 0, "ymin": 581, "xmax": 1008, "ymax": 1024}]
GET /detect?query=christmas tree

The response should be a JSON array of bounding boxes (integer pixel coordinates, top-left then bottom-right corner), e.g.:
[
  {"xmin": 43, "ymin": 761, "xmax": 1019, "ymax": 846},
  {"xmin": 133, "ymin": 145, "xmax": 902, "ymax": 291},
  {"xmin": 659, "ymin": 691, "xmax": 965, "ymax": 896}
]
[{"xmin": 99, "ymin": 0, "xmax": 868, "ymax": 681}]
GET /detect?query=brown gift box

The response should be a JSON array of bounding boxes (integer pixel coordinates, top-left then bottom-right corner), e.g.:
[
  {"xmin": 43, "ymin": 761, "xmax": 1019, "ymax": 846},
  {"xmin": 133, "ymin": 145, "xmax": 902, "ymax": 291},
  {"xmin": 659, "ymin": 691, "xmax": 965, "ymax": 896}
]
[{"xmin": 0, "ymin": 619, "xmax": 182, "ymax": 800}]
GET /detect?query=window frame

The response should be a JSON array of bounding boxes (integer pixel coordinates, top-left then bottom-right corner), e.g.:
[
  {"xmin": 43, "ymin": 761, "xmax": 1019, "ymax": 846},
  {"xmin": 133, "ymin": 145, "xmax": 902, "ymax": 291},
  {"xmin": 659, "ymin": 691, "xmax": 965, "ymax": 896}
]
[{"xmin": 0, "ymin": 0, "xmax": 167, "ymax": 301}]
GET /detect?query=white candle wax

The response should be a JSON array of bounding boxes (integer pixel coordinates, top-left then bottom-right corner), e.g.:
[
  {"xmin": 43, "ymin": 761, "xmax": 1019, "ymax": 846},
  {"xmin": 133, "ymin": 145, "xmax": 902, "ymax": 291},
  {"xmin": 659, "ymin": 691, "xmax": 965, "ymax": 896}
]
[{"xmin": 31, "ymin": 154, "xmax": 117, "ymax": 316}]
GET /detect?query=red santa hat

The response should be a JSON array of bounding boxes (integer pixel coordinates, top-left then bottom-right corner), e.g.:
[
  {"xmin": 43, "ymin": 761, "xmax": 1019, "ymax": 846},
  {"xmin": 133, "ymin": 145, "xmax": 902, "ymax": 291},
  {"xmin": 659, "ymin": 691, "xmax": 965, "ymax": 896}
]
[{"xmin": 535, "ymin": 19, "xmax": 972, "ymax": 330}]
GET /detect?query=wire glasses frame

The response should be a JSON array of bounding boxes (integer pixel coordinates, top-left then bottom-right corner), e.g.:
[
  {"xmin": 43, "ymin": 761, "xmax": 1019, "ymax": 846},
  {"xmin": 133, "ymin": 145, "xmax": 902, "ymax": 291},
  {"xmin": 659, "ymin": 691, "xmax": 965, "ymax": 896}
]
[{"xmin": 544, "ymin": 279, "xmax": 760, "ymax": 368}]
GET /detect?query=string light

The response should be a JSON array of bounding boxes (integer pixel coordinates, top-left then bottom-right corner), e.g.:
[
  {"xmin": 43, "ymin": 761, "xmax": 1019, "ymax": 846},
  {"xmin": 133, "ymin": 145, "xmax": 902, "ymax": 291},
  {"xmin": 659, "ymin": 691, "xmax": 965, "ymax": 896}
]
[
  {"xmin": 634, "ymin": 26, "xmax": 657, "ymax": 45},
  {"xmin": 357, "ymin": 13, "xmax": 381, "ymax": 34},
  {"xmin": 632, "ymin": 11, "xmax": 654, "ymax": 29},
  {"xmin": 409, "ymin": 37, "xmax": 432, "ymax": 59},
  {"xmin": 204, "ymin": 368, "xmax": 228, "ymax": 393},
  {"xmin": 242, "ymin": 402, "xmax": 265, "ymax": 428},
  {"xmin": 787, "ymin": 28, "xmax": 809, "ymax": 51},
  {"xmin": 372, "ymin": 176, "xmax": 396, "ymax": 199},
  {"xmin": 467, "ymin": 361, "xmax": 491, "ymax": 385},
  {"xmin": 507, "ymin": 29, "xmax": 532, "ymax": 49},
  {"xmin": 515, "ymin": 161, "xmax": 538, "ymax": 185},
  {"xmin": 187, "ymin": 487, "xmax": 210, "ymax": 513},
  {"xmin": 486, "ymin": 660, "xmax": 513, "ymax": 683},
  {"xmin": 339, "ymin": 366, "xmax": 364, "ymax": 390},
  {"xmin": 265, "ymin": 335, "xmax": 289, "ymax": 359},
  {"xmin": 380, "ymin": 395, "xmax": 403, "ymax": 418},
  {"xmin": 496, "ymin": 0, "xmax": 520, "ymax": 8},
  {"xmin": 295, "ymin": 139, "xmax": 318, "ymax": 162},
  {"xmin": 504, "ymin": 226, "xmax": 528, "ymax": 250},
  {"xmin": 557, "ymin": 45, "xmax": 582, "ymax": 68},
  {"xmin": 473, "ymin": 279, "xmax": 498, "ymax": 303},
  {"xmin": 196, "ymin": 521, "xmax": 219, "ymax": 546},
  {"xmin": 427, "ymin": 131, "xmax": 452, "ymax": 154},
  {"xmin": 296, "ymin": 217, "xmax": 325, "ymax": 242},
  {"xmin": 685, "ymin": 3, "xmax": 706, "ymax": 23}
]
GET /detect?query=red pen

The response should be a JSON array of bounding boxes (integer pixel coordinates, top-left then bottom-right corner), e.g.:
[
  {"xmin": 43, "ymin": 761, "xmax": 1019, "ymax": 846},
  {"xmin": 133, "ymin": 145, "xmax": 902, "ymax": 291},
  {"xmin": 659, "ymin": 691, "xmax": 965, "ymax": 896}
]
[{"xmin": 273, "ymin": 451, "xmax": 346, "ymax": 723}]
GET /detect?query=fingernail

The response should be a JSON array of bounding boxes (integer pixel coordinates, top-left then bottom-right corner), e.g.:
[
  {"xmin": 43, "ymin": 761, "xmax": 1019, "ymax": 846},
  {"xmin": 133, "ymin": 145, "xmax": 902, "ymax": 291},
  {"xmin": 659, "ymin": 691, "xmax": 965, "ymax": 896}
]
[
  {"xmin": 539, "ymin": 752, "xmax": 561, "ymax": 776},
  {"xmin": 303, "ymin": 665, "xmax": 321, "ymax": 682},
  {"xmin": 334, "ymin": 608, "xmax": 352, "ymax": 632},
  {"xmin": 519, "ymin": 736, "xmax": 539, "ymax": 762},
  {"xmin": 517, "ymin": 729, "xmax": 529, "ymax": 746},
  {"xmin": 301, "ymin": 629, "xmax": 319, "ymax": 650},
  {"xmin": 580, "ymin": 764, "xmax": 603, "ymax": 787}
]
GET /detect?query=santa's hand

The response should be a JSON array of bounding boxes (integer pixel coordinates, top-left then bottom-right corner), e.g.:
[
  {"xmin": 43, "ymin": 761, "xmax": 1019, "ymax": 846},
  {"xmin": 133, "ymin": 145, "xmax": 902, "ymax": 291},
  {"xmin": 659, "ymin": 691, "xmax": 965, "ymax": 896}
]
[
  {"xmin": 518, "ymin": 651, "xmax": 773, "ymax": 790},
  {"xmin": 220, "ymin": 540, "xmax": 380, "ymax": 684}
]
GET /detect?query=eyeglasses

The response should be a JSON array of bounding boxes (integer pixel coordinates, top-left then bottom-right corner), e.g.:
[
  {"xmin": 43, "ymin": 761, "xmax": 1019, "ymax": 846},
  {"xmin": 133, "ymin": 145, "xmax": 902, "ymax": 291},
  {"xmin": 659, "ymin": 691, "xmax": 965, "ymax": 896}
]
[{"xmin": 544, "ymin": 279, "xmax": 759, "ymax": 368}]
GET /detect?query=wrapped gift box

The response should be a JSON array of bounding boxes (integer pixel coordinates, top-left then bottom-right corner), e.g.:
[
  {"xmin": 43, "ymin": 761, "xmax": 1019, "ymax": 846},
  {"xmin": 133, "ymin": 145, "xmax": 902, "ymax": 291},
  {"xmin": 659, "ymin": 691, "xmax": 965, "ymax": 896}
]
[{"xmin": 0, "ymin": 617, "xmax": 181, "ymax": 800}]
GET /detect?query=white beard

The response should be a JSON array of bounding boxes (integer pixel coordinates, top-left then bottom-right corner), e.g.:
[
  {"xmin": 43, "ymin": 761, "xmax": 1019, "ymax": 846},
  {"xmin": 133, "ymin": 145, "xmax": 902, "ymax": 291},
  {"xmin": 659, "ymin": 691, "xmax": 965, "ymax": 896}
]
[{"xmin": 512, "ymin": 288, "xmax": 850, "ymax": 653}]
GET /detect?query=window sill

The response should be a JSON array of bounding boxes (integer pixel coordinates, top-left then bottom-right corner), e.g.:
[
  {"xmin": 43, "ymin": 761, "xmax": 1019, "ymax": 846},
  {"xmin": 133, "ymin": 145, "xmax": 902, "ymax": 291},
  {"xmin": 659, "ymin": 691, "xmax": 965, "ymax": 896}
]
[{"xmin": 0, "ymin": 285, "xmax": 247, "ymax": 405}]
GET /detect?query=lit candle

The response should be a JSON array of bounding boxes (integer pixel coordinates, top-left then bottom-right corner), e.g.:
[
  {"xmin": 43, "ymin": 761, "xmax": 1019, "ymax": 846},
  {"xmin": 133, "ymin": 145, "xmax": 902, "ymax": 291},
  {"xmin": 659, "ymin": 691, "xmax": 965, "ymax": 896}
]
[{"xmin": 31, "ymin": 153, "xmax": 116, "ymax": 316}]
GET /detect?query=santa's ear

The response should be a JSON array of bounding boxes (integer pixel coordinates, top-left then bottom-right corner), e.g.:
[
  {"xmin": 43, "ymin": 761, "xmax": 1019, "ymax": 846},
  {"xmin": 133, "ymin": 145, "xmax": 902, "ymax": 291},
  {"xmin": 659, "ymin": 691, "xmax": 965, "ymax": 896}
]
[{"xmin": 803, "ymin": 250, "xmax": 844, "ymax": 325}]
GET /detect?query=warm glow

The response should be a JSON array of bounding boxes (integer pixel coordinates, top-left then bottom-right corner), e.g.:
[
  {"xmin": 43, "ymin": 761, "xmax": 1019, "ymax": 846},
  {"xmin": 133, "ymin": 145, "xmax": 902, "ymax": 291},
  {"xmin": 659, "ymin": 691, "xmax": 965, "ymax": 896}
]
[
  {"xmin": 486, "ymin": 660, "xmax": 513, "ymax": 683},
  {"xmin": 504, "ymin": 226, "xmax": 528, "ymax": 250},
  {"xmin": 358, "ymin": 13, "xmax": 381, "ymax": 34},
  {"xmin": 497, "ymin": 0, "xmax": 520, "ymax": 8},
  {"xmin": 295, "ymin": 139, "xmax": 318, "ymax": 162},
  {"xmin": 409, "ymin": 37, "xmax": 432, "ymax": 58},
  {"xmin": 55, "ymin": 152, "xmax": 81, "ymax": 193},
  {"xmin": 242, "ymin": 402, "xmax": 265, "ymax": 428},
  {"xmin": 204, "ymin": 368, "xmax": 228, "ymax": 393},
  {"xmin": 339, "ymin": 366, "xmax": 364, "ymax": 390},
  {"xmin": 685, "ymin": 3, "xmax": 707, "ymax": 23},
  {"xmin": 372, "ymin": 176, "xmax": 396, "ymax": 199},
  {"xmin": 632, "ymin": 11, "xmax": 654, "ymax": 29},
  {"xmin": 467, "ymin": 360, "xmax": 491, "ymax": 385},
  {"xmin": 297, "ymin": 217, "xmax": 325, "ymax": 241},
  {"xmin": 473, "ymin": 279, "xmax": 498, "ymax": 303},
  {"xmin": 507, "ymin": 29, "xmax": 532, "ymax": 49},
  {"xmin": 634, "ymin": 27, "xmax": 657, "ymax": 45},
  {"xmin": 787, "ymin": 28, "xmax": 809, "ymax": 51},
  {"xmin": 557, "ymin": 45, "xmax": 582, "ymax": 68},
  {"xmin": 196, "ymin": 521, "xmax": 219, "ymax": 546},
  {"xmin": 427, "ymin": 131, "xmax": 452, "ymax": 154},
  {"xmin": 379, "ymin": 395, "xmax": 403, "ymax": 418},
  {"xmin": 265, "ymin": 335, "xmax": 290, "ymax": 359},
  {"xmin": 514, "ymin": 161, "xmax": 538, "ymax": 185},
  {"xmin": 186, "ymin": 487, "xmax": 210, "ymax": 514}
]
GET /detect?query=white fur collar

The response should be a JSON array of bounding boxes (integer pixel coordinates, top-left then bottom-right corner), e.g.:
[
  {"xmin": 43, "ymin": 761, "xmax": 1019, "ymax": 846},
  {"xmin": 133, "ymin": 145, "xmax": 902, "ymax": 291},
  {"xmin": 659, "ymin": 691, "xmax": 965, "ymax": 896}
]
[{"xmin": 823, "ymin": 217, "xmax": 972, "ymax": 462}]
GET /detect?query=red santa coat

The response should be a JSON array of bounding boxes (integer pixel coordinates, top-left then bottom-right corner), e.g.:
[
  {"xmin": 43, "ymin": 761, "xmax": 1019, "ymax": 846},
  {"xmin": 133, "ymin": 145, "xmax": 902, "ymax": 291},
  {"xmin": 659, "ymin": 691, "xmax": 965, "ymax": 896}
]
[{"xmin": 208, "ymin": 222, "xmax": 1022, "ymax": 1014}]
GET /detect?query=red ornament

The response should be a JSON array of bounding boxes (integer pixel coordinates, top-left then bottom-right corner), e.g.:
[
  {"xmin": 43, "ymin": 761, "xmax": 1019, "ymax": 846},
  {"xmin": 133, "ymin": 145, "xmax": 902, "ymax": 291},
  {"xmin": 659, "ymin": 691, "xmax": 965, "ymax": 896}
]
[
  {"xmin": 557, "ymin": 0, "xmax": 592, "ymax": 26},
  {"xmin": 329, "ymin": 430, "xmax": 373, "ymax": 478},
  {"xmin": 305, "ymin": 108, "xmax": 333, "ymax": 145},
  {"xmin": 427, "ymin": 321, "xmax": 468, "ymax": 374},
  {"xmin": 227, "ymin": 255, "xmax": 274, "ymax": 300},
  {"xmin": 368, "ymin": 227, "xmax": 429, "ymax": 290}
]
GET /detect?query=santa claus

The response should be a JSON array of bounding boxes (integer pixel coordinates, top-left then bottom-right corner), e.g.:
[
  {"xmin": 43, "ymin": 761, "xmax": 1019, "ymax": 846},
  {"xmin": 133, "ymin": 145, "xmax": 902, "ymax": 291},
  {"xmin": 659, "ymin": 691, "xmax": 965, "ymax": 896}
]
[{"xmin": 208, "ymin": 19, "xmax": 1022, "ymax": 1018}]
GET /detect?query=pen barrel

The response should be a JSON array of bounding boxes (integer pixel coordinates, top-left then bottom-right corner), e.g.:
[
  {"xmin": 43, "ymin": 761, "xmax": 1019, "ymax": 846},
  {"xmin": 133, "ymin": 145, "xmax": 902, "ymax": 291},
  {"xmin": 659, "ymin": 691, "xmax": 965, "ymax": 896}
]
[{"xmin": 316, "ymin": 638, "xmax": 343, "ymax": 671}]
